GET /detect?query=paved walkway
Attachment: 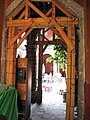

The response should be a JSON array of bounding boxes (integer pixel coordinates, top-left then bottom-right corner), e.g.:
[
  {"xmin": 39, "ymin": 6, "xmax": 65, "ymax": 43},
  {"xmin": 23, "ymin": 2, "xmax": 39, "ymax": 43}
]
[{"xmin": 31, "ymin": 92, "xmax": 66, "ymax": 120}]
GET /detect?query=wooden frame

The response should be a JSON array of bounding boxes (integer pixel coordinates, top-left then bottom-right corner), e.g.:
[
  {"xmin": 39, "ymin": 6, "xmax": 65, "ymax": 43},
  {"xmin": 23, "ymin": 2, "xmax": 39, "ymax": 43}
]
[{"xmin": 6, "ymin": 0, "xmax": 78, "ymax": 120}]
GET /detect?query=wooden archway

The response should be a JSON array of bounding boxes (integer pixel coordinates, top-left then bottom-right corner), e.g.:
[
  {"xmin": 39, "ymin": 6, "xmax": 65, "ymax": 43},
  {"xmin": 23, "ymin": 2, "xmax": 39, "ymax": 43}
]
[{"xmin": 6, "ymin": 0, "xmax": 78, "ymax": 119}]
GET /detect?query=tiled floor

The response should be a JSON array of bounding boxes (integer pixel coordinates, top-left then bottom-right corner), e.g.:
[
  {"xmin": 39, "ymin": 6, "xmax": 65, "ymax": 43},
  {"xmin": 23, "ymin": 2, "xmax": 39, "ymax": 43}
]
[{"xmin": 31, "ymin": 92, "xmax": 66, "ymax": 120}]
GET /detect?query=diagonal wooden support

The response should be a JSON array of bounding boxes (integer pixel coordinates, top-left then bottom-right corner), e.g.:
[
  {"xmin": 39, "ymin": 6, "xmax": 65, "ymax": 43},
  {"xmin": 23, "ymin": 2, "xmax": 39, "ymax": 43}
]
[
  {"xmin": 6, "ymin": 27, "xmax": 17, "ymax": 86},
  {"xmin": 9, "ymin": 0, "xmax": 26, "ymax": 19},
  {"xmin": 50, "ymin": 28, "xmax": 65, "ymax": 43},
  {"xmin": 16, "ymin": 8, "xmax": 52, "ymax": 48},
  {"xmin": 17, "ymin": 28, "xmax": 33, "ymax": 48},
  {"xmin": 9, "ymin": 19, "xmax": 34, "ymax": 47},
  {"xmin": 46, "ymin": 8, "xmax": 52, "ymax": 16},
  {"xmin": 52, "ymin": 0, "xmax": 75, "ymax": 20},
  {"xmin": 26, "ymin": 0, "xmax": 74, "ymax": 50},
  {"xmin": 19, "ymin": 10, "xmax": 25, "ymax": 19},
  {"xmin": 26, "ymin": 0, "xmax": 50, "ymax": 23},
  {"xmin": 51, "ymin": 19, "xmax": 75, "ymax": 50}
]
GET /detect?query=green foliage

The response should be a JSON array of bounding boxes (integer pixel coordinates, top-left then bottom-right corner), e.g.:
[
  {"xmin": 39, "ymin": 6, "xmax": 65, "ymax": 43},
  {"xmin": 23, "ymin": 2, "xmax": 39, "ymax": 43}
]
[{"xmin": 46, "ymin": 45, "xmax": 67, "ymax": 70}]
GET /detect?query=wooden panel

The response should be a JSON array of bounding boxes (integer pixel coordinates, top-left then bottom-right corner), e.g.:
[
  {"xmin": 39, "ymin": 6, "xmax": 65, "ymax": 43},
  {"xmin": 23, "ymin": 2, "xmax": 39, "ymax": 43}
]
[
  {"xmin": 17, "ymin": 84, "xmax": 26, "ymax": 100},
  {"xmin": 17, "ymin": 58, "xmax": 27, "ymax": 68}
]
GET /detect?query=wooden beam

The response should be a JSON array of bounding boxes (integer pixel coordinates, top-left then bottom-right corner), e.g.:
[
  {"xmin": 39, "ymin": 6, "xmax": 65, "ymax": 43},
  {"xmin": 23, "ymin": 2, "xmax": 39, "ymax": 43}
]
[
  {"xmin": 66, "ymin": 24, "xmax": 72, "ymax": 120},
  {"xmin": 17, "ymin": 28, "xmax": 33, "ymax": 48},
  {"xmin": 43, "ymin": 43, "xmax": 49, "ymax": 53},
  {"xmin": 7, "ymin": 17, "xmax": 78, "ymax": 27},
  {"xmin": 51, "ymin": 19, "xmax": 75, "ymax": 50},
  {"xmin": 26, "ymin": 0, "xmax": 50, "ymax": 23},
  {"xmin": 52, "ymin": 2, "xmax": 55, "ymax": 18},
  {"xmin": 40, "ymin": 34, "xmax": 49, "ymax": 41},
  {"xmin": 66, "ymin": 48, "xmax": 72, "ymax": 120},
  {"xmin": 52, "ymin": 0, "xmax": 75, "ymax": 20},
  {"xmin": 50, "ymin": 28, "xmax": 61, "ymax": 39},
  {"xmin": 35, "ymin": 40, "xmax": 67, "ymax": 48},
  {"xmin": 66, "ymin": 24, "xmax": 75, "ymax": 120},
  {"xmin": 6, "ymin": 27, "xmax": 17, "ymax": 86},
  {"xmin": 46, "ymin": 8, "xmax": 52, "ymax": 16},
  {"xmin": 19, "ymin": 10, "xmax": 25, "ymax": 19},
  {"xmin": 25, "ymin": 4, "xmax": 29, "ymax": 19},
  {"xmin": 50, "ymin": 28, "xmax": 67, "ymax": 45},
  {"xmin": 9, "ymin": 19, "xmax": 34, "ymax": 47},
  {"xmin": 8, "ymin": 0, "xmax": 26, "ymax": 19}
]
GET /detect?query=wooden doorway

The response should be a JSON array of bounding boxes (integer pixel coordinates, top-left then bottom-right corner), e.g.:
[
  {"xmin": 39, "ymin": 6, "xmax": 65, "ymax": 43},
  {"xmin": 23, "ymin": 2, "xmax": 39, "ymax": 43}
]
[{"xmin": 6, "ymin": 0, "xmax": 78, "ymax": 119}]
